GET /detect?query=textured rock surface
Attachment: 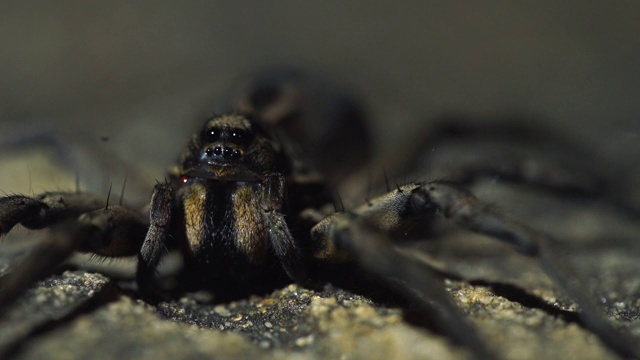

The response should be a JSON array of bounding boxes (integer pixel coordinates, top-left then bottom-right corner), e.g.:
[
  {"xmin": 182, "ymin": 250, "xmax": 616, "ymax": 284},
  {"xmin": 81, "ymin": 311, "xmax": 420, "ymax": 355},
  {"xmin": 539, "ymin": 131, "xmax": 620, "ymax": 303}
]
[{"xmin": 0, "ymin": 258, "xmax": 637, "ymax": 360}]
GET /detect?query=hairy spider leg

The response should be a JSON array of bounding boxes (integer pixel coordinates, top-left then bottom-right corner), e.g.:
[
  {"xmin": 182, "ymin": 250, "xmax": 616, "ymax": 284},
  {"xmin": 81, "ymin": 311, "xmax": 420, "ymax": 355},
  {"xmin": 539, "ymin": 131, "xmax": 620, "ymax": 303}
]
[
  {"xmin": 0, "ymin": 192, "xmax": 148, "ymax": 313},
  {"xmin": 311, "ymin": 181, "xmax": 640, "ymax": 360}
]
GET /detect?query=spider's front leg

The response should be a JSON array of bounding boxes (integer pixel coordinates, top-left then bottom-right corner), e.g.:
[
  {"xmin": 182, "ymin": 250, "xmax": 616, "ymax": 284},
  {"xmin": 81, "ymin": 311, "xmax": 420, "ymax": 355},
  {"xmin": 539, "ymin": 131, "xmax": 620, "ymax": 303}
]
[
  {"xmin": 261, "ymin": 174, "xmax": 307, "ymax": 282},
  {"xmin": 0, "ymin": 192, "xmax": 106, "ymax": 235},
  {"xmin": 409, "ymin": 181, "xmax": 640, "ymax": 359},
  {"xmin": 310, "ymin": 191, "xmax": 497, "ymax": 360},
  {"xmin": 136, "ymin": 181, "xmax": 176, "ymax": 299},
  {"xmin": 0, "ymin": 192, "xmax": 149, "ymax": 313},
  {"xmin": 315, "ymin": 181, "xmax": 639, "ymax": 359}
]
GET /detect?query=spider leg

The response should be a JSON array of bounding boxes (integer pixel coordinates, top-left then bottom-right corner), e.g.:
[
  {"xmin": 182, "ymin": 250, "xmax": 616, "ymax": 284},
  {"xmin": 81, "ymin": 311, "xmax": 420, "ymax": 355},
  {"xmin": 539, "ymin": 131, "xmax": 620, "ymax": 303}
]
[
  {"xmin": 0, "ymin": 192, "xmax": 106, "ymax": 235},
  {"xmin": 438, "ymin": 155, "xmax": 605, "ymax": 198},
  {"xmin": 311, "ymin": 211, "xmax": 498, "ymax": 360},
  {"xmin": 345, "ymin": 120, "xmax": 619, "ymax": 210},
  {"xmin": 313, "ymin": 180, "xmax": 640, "ymax": 359},
  {"xmin": 261, "ymin": 174, "xmax": 307, "ymax": 282},
  {"xmin": 0, "ymin": 202, "xmax": 148, "ymax": 314},
  {"xmin": 407, "ymin": 181, "xmax": 640, "ymax": 359},
  {"xmin": 137, "ymin": 181, "xmax": 175, "ymax": 299},
  {"xmin": 0, "ymin": 223, "xmax": 82, "ymax": 313}
]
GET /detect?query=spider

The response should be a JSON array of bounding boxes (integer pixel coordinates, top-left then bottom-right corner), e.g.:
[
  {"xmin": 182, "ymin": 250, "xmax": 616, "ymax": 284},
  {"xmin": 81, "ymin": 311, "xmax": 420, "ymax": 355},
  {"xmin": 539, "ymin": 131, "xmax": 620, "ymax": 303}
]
[{"xmin": 0, "ymin": 71, "xmax": 638, "ymax": 359}]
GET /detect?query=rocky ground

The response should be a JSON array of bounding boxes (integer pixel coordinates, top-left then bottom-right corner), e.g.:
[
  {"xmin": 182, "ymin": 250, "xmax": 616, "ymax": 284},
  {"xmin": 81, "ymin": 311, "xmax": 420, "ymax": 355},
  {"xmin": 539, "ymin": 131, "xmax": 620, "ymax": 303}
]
[{"xmin": 0, "ymin": 245, "xmax": 638, "ymax": 360}]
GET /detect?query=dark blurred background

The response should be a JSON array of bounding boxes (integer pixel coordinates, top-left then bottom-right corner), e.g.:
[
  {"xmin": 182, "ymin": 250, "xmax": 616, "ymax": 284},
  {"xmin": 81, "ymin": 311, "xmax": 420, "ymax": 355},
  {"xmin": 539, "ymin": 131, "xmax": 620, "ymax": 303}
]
[{"xmin": 0, "ymin": 1, "xmax": 639, "ymax": 201}]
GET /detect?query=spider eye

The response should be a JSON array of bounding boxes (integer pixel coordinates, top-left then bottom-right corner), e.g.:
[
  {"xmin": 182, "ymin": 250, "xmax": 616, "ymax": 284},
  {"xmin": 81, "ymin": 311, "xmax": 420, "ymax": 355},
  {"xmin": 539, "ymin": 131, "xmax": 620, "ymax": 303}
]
[
  {"xmin": 231, "ymin": 131, "xmax": 244, "ymax": 141},
  {"xmin": 229, "ymin": 129, "xmax": 253, "ymax": 145},
  {"xmin": 204, "ymin": 129, "xmax": 220, "ymax": 143}
]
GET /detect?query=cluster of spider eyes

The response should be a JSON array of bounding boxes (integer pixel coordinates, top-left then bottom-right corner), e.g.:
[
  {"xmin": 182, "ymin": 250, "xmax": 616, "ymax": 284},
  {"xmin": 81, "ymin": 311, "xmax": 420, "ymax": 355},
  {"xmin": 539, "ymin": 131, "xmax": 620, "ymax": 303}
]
[{"xmin": 204, "ymin": 129, "xmax": 251, "ymax": 145}]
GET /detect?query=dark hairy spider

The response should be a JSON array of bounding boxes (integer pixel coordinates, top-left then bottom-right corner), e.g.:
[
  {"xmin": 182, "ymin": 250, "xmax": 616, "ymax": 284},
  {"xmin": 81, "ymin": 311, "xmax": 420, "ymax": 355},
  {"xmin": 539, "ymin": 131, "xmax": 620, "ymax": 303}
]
[{"xmin": 0, "ymin": 71, "xmax": 638, "ymax": 359}]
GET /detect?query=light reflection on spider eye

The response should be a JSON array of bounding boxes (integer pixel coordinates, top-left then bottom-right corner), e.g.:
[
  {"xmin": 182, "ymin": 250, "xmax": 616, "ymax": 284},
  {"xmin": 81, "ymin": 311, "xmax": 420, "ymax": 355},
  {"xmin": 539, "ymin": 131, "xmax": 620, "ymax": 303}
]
[
  {"xmin": 204, "ymin": 129, "xmax": 220, "ymax": 143},
  {"xmin": 229, "ymin": 129, "xmax": 252, "ymax": 145}
]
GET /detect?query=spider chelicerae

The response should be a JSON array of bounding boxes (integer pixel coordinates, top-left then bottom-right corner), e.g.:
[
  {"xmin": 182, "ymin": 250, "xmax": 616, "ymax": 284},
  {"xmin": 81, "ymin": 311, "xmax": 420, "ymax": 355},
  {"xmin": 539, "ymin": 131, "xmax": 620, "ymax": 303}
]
[{"xmin": 0, "ymin": 71, "xmax": 638, "ymax": 359}]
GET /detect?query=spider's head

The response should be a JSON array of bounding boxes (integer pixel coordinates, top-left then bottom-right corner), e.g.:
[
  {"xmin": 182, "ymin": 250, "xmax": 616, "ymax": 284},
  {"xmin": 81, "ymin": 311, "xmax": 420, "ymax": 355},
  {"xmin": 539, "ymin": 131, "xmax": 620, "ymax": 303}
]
[
  {"xmin": 199, "ymin": 114, "xmax": 256, "ymax": 166},
  {"xmin": 180, "ymin": 113, "xmax": 287, "ymax": 182}
]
